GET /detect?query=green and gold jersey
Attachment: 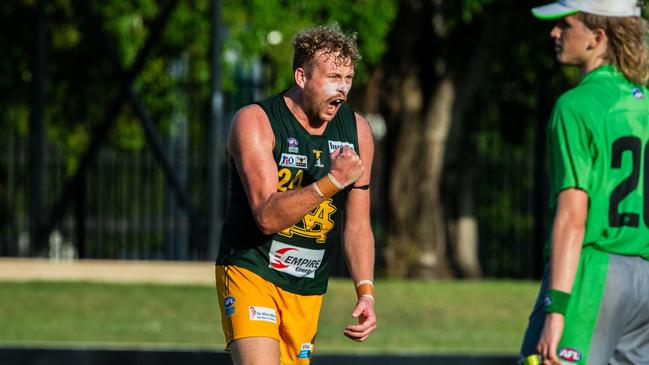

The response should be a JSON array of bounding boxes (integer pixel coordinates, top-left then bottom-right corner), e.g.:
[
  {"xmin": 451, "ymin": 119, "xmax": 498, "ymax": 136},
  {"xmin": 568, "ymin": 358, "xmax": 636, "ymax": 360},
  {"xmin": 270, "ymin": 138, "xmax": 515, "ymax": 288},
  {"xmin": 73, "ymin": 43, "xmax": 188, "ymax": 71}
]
[
  {"xmin": 546, "ymin": 64, "xmax": 649, "ymax": 259},
  {"xmin": 216, "ymin": 92, "xmax": 359, "ymax": 295}
]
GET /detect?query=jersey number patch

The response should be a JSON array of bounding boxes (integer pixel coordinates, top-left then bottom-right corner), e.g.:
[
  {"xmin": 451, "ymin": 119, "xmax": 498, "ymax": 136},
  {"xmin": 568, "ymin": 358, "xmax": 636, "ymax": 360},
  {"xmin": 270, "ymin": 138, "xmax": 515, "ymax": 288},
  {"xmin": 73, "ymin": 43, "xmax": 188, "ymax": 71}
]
[
  {"xmin": 609, "ymin": 136, "xmax": 647, "ymax": 227},
  {"xmin": 276, "ymin": 168, "xmax": 337, "ymax": 242}
]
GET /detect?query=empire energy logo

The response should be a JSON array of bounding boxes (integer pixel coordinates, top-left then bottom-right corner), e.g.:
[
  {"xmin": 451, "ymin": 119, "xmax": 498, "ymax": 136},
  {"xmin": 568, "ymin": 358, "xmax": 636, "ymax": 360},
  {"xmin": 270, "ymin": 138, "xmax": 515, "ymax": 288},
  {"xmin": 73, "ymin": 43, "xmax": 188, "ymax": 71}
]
[{"xmin": 268, "ymin": 241, "xmax": 324, "ymax": 278}]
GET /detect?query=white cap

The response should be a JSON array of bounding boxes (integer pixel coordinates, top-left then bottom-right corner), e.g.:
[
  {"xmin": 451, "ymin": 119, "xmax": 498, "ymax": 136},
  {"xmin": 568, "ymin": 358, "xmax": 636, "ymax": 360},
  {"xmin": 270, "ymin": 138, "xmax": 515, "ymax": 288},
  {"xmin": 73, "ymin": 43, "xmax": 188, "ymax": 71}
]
[{"xmin": 532, "ymin": 0, "xmax": 643, "ymax": 19}]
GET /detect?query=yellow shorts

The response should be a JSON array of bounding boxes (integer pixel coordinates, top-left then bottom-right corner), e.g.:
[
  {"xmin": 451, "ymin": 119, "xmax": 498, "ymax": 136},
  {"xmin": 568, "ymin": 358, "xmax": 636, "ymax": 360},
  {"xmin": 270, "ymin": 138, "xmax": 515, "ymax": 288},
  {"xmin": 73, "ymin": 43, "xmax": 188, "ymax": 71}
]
[{"xmin": 215, "ymin": 265, "xmax": 323, "ymax": 364}]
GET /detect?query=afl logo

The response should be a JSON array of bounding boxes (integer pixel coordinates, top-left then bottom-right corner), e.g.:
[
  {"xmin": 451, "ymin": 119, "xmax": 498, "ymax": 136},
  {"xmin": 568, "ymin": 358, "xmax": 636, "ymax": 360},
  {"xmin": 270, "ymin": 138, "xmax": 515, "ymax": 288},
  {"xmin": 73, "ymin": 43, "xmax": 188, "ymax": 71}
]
[
  {"xmin": 559, "ymin": 347, "xmax": 582, "ymax": 362},
  {"xmin": 288, "ymin": 137, "xmax": 299, "ymax": 153},
  {"xmin": 223, "ymin": 296, "xmax": 235, "ymax": 307},
  {"xmin": 223, "ymin": 296, "xmax": 236, "ymax": 316}
]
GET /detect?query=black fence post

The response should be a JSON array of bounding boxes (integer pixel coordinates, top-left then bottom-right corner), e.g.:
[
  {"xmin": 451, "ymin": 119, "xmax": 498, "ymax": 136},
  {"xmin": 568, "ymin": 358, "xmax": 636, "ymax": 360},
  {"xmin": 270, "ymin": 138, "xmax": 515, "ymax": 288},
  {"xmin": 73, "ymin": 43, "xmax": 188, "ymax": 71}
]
[{"xmin": 29, "ymin": 0, "xmax": 47, "ymax": 257}]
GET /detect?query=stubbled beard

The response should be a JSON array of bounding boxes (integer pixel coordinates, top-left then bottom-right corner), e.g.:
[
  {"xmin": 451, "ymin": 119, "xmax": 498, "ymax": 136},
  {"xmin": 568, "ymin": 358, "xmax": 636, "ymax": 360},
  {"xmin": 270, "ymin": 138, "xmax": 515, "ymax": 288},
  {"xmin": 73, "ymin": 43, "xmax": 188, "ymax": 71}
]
[{"xmin": 303, "ymin": 89, "xmax": 326, "ymax": 122}]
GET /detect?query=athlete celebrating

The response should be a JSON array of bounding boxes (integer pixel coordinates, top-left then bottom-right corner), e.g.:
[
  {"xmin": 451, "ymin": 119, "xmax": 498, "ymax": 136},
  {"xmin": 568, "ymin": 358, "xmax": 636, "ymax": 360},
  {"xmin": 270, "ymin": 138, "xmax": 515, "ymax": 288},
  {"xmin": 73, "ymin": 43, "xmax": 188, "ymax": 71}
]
[
  {"xmin": 520, "ymin": 1, "xmax": 649, "ymax": 364},
  {"xmin": 215, "ymin": 25, "xmax": 376, "ymax": 365}
]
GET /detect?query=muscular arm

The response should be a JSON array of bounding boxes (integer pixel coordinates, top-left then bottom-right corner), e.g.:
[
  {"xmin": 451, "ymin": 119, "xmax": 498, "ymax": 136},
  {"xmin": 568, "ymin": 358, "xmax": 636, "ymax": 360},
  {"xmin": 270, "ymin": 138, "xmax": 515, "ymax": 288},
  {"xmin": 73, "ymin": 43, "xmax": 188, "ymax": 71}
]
[
  {"xmin": 228, "ymin": 105, "xmax": 325, "ymax": 234},
  {"xmin": 343, "ymin": 113, "xmax": 375, "ymax": 284},
  {"xmin": 342, "ymin": 113, "xmax": 377, "ymax": 342},
  {"xmin": 229, "ymin": 104, "xmax": 363, "ymax": 235}
]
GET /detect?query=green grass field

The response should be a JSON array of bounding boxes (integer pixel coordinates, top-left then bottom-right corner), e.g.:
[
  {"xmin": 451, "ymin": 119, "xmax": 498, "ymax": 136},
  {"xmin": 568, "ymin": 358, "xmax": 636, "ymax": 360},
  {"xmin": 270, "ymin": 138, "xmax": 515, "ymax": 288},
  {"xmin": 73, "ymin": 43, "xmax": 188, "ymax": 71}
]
[{"xmin": 0, "ymin": 279, "xmax": 539, "ymax": 354}]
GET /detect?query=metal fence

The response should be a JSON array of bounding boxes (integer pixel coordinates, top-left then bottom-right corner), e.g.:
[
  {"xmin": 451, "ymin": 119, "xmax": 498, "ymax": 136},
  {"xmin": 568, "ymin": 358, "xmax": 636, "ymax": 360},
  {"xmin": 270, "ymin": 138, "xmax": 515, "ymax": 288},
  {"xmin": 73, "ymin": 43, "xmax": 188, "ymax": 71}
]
[
  {"xmin": 473, "ymin": 125, "xmax": 546, "ymax": 279},
  {"xmin": 0, "ymin": 124, "xmax": 545, "ymax": 279},
  {"xmin": 0, "ymin": 131, "xmax": 210, "ymax": 261}
]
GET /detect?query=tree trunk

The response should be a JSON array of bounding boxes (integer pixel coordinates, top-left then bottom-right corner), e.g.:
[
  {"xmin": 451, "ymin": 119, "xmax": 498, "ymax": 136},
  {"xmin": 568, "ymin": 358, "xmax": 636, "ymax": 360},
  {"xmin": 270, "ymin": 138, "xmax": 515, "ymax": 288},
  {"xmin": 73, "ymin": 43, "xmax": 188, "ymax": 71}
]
[
  {"xmin": 451, "ymin": 161, "xmax": 481, "ymax": 278},
  {"xmin": 384, "ymin": 72, "xmax": 455, "ymax": 278},
  {"xmin": 374, "ymin": 0, "xmax": 499, "ymax": 278}
]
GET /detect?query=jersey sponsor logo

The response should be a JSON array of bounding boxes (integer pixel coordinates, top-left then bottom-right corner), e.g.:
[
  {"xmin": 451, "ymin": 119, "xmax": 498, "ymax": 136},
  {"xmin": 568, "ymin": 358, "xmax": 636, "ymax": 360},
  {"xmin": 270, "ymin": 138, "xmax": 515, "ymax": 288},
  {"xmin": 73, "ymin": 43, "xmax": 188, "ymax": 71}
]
[
  {"xmin": 279, "ymin": 153, "xmax": 307, "ymax": 169},
  {"xmin": 223, "ymin": 296, "xmax": 236, "ymax": 316},
  {"xmin": 248, "ymin": 306, "xmax": 277, "ymax": 323},
  {"xmin": 288, "ymin": 137, "xmax": 299, "ymax": 153},
  {"xmin": 268, "ymin": 241, "xmax": 325, "ymax": 278},
  {"xmin": 631, "ymin": 87, "xmax": 645, "ymax": 99},
  {"xmin": 297, "ymin": 343, "xmax": 313, "ymax": 359},
  {"xmin": 328, "ymin": 140, "xmax": 355, "ymax": 153},
  {"xmin": 313, "ymin": 149, "xmax": 325, "ymax": 168},
  {"xmin": 278, "ymin": 199, "xmax": 337, "ymax": 243},
  {"xmin": 558, "ymin": 347, "xmax": 581, "ymax": 362}
]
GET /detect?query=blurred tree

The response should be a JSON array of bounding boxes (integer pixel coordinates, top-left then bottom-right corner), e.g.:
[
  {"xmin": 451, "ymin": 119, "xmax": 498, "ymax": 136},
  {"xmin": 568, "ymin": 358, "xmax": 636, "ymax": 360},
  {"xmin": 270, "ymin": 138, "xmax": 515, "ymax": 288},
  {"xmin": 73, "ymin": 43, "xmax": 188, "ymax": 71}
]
[
  {"xmin": 0, "ymin": 166, "xmax": 8, "ymax": 241},
  {"xmin": 1, "ymin": 0, "xmax": 396, "ymax": 167},
  {"xmin": 364, "ymin": 0, "xmax": 572, "ymax": 278},
  {"xmin": 0, "ymin": 0, "xmax": 397, "ymax": 257},
  {"xmin": 221, "ymin": 0, "xmax": 398, "ymax": 96},
  {"xmin": 2, "ymin": 0, "xmax": 587, "ymax": 276}
]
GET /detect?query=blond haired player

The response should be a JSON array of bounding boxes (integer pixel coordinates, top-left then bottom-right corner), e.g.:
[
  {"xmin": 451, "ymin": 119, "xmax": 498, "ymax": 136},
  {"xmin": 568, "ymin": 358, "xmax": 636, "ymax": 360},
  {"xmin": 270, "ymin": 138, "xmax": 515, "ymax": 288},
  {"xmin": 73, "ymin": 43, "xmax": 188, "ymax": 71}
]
[{"xmin": 521, "ymin": 1, "xmax": 649, "ymax": 364}]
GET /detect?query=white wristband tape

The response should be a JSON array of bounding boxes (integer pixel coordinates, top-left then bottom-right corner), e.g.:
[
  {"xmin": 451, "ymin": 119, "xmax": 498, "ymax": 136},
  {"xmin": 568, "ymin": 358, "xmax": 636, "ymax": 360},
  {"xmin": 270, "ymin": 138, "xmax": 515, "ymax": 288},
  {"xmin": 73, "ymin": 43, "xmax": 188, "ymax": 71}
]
[
  {"xmin": 360, "ymin": 294, "xmax": 375, "ymax": 303},
  {"xmin": 312, "ymin": 182, "xmax": 325, "ymax": 198},
  {"xmin": 327, "ymin": 173, "xmax": 346, "ymax": 190},
  {"xmin": 355, "ymin": 280, "xmax": 374, "ymax": 288}
]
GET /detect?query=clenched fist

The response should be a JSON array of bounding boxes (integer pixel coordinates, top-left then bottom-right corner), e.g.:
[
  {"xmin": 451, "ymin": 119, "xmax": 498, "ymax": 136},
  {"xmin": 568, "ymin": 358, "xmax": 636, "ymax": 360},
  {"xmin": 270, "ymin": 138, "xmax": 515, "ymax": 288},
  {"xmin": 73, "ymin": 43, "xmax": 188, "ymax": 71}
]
[{"xmin": 329, "ymin": 146, "xmax": 363, "ymax": 188}]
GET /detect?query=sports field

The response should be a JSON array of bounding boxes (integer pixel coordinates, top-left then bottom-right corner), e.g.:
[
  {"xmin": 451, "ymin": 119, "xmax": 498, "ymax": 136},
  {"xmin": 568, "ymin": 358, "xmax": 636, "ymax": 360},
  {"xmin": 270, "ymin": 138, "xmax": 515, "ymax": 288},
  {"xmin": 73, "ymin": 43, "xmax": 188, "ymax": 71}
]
[{"xmin": 0, "ymin": 262, "xmax": 539, "ymax": 354}]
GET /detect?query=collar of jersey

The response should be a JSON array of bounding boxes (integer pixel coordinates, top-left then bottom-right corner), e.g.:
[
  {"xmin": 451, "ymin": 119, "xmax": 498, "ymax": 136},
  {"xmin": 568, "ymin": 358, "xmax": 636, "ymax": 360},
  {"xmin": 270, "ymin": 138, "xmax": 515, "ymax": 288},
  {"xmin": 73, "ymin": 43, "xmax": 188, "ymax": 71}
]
[{"xmin": 581, "ymin": 64, "xmax": 620, "ymax": 84}]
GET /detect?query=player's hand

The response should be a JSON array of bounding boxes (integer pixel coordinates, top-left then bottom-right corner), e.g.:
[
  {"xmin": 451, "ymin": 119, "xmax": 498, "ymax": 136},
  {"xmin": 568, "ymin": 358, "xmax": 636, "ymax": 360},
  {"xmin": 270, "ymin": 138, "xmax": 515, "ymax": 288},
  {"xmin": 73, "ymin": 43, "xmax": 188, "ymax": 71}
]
[
  {"xmin": 329, "ymin": 146, "xmax": 363, "ymax": 188},
  {"xmin": 343, "ymin": 296, "xmax": 377, "ymax": 342},
  {"xmin": 536, "ymin": 313, "xmax": 564, "ymax": 365}
]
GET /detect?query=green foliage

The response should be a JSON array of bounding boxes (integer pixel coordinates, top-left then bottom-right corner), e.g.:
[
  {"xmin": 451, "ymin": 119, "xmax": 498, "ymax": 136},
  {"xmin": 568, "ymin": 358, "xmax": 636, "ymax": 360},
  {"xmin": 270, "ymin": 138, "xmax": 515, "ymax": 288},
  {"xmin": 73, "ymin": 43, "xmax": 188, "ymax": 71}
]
[
  {"xmin": 462, "ymin": 0, "xmax": 576, "ymax": 277},
  {"xmin": 222, "ymin": 0, "xmax": 398, "ymax": 91},
  {"xmin": 1, "ymin": 0, "xmax": 397, "ymax": 175},
  {"xmin": 458, "ymin": 0, "xmax": 496, "ymax": 23}
]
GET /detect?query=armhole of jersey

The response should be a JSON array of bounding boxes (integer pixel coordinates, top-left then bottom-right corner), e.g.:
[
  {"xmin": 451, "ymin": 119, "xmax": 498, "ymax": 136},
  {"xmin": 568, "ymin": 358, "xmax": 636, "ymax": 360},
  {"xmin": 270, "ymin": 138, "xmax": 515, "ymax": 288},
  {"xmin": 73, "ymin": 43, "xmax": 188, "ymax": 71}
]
[
  {"xmin": 254, "ymin": 100, "xmax": 281, "ymax": 158},
  {"xmin": 349, "ymin": 107, "xmax": 361, "ymax": 156}
]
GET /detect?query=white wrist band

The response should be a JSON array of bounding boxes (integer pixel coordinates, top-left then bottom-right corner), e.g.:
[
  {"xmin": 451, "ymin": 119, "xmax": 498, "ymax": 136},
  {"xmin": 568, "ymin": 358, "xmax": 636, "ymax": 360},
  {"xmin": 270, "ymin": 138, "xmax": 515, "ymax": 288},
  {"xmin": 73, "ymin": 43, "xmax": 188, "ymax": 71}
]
[
  {"xmin": 312, "ymin": 182, "xmax": 325, "ymax": 198},
  {"xmin": 360, "ymin": 294, "xmax": 375, "ymax": 303},
  {"xmin": 327, "ymin": 173, "xmax": 345, "ymax": 190},
  {"xmin": 355, "ymin": 280, "xmax": 374, "ymax": 288}
]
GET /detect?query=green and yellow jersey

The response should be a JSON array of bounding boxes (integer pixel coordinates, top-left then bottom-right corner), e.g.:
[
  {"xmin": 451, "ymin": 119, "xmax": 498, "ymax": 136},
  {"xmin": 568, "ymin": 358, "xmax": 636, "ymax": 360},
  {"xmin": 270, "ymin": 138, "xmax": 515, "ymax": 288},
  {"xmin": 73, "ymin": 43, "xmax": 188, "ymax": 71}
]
[
  {"xmin": 216, "ymin": 92, "xmax": 359, "ymax": 295},
  {"xmin": 546, "ymin": 64, "xmax": 649, "ymax": 259}
]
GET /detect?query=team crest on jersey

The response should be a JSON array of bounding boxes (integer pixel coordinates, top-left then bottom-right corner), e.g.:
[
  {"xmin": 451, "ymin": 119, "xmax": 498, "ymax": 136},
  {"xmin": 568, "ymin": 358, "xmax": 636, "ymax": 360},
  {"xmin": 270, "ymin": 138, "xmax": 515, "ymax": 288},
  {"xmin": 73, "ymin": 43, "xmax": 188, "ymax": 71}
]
[
  {"xmin": 313, "ymin": 149, "xmax": 325, "ymax": 168},
  {"xmin": 631, "ymin": 87, "xmax": 645, "ymax": 99},
  {"xmin": 279, "ymin": 153, "xmax": 307, "ymax": 169},
  {"xmin": 328, "ymin": 140, "xmax": 355, "ymax": 153},
  {"xmin": 278, "ymin": 199, "xmax": 337, "ymax": 243},
  {"xmin": 288, "ymin": 137, "xmax": 299, "ymax": 153}
]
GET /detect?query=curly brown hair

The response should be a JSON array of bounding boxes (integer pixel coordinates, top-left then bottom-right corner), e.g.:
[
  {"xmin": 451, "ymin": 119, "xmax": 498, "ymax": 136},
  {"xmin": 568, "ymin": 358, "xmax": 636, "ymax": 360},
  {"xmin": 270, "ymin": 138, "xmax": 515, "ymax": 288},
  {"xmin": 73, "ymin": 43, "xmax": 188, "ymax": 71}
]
[
  {"xmin": 578, "ymin": 12, "xmax": 649, "ymax": 85},
  {"xmin": 292, "ymin": 25, "xmax": 361, "ymax": 77}
]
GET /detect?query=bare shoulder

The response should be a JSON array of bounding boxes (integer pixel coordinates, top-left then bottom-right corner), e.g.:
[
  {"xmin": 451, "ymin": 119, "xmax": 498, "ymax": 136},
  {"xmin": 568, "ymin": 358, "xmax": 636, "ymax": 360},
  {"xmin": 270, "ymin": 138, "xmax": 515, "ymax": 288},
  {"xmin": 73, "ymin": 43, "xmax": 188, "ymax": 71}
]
[
  {"xmin": 232, "ymin": 104, "xmax": 270, "ymax": 131},
  {"xmin": 354, "ymin": 112, "xmax": 374, "ymax": 150},
  {"xmin": 354, "ymin": 112, "xmax": 371, "ymax": 131},
  {"xmin": 229, "ymin": 103, "xmax": 274, "ymax": 152}
]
